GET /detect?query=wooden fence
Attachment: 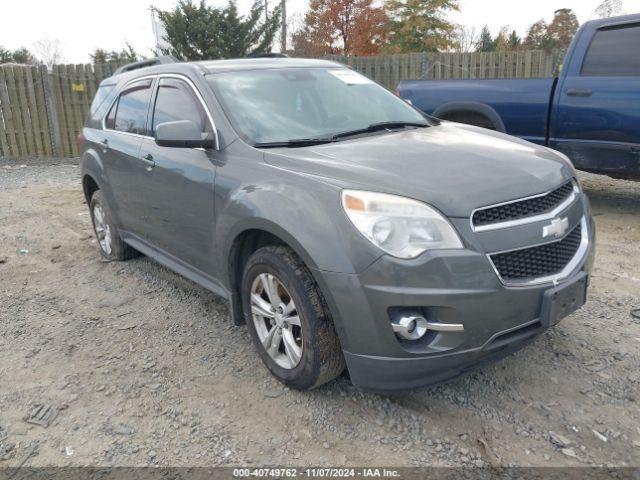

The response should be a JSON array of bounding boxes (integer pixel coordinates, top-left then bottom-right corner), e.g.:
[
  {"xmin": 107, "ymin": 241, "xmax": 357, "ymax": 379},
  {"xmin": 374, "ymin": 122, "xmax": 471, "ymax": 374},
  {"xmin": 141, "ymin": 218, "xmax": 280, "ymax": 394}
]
[
  {"xmin": 0, "ymin": 63, "xmax": 122, "ymax": 158},
  {"xmin": 325, "ymin": 50, "xmax": 565, "ymax": 90},
  {"xmin": 0, "ymin": 50, "xmax": 565, "ymax": 158}
]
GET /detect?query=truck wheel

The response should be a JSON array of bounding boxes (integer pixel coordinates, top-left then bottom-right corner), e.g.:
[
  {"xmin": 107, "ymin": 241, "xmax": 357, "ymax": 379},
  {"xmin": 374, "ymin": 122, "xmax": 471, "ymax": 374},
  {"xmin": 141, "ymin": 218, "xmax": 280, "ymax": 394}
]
[
  {"xmin": 241, "ymin": 245, "xmax": 345, "ymax": 390},
  {"xmin": 89, "ymin": 191, "xmax": 139, "ymax": 261}
]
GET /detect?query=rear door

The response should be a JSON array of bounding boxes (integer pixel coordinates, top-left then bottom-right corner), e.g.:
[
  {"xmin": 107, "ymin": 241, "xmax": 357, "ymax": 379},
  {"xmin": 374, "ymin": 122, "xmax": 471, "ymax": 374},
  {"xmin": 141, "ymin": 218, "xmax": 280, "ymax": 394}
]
[
  {"xmin": 551, "ymin": 21, "xmax": 640, "ymax": 177},
  {"xmin": 101, "ymin": 78, "xmax": 154, "ymax": 233},
  {"xmin": 138, "ymin": 76, "xmax": 217, "ymax": 273}
]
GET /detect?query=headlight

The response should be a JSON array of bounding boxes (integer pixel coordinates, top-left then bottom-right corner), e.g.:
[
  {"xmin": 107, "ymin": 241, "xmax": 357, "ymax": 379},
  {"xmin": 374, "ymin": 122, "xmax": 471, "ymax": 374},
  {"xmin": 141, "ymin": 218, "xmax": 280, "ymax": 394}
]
[{"xmin": 341, "ymin": 190, "xmax": 463, "ymax": 259}]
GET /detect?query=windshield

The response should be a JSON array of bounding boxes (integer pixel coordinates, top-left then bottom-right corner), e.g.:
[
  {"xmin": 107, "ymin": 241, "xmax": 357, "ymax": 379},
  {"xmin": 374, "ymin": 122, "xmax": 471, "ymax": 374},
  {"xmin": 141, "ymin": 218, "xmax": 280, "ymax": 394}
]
[{"xmin": 206, "ymin": 68, "xmax": 430, "ymax": 145}]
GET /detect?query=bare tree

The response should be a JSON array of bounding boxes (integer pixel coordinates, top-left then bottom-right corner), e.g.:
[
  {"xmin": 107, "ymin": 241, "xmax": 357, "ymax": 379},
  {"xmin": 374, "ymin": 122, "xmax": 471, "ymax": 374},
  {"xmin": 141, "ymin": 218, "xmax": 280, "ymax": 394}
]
[
  {"xmin": 33, "ymin": 37, "xmax": 64, "ymax": 68},
  {"xmin": 451, "ymin": 24, "xmax": 478, "ymax": 53},
  {"xmin": 593, "ymin": 0, "xmax": 623, "ymax": 18}
]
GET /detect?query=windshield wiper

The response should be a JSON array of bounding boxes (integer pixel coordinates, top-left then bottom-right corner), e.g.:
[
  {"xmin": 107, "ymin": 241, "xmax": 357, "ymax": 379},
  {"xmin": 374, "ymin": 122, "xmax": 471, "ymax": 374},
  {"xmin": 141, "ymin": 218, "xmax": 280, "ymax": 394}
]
[
  {"xmin": 253, "ymin": 138, "xmax": 335, "ymax": 148},
  {"xmin": 253, "ymin": 121, "xmax": 430, "ymax": 148},
  {"xmin": 330, "ymin": 121, "xmax": 429, "ymax": 140}
]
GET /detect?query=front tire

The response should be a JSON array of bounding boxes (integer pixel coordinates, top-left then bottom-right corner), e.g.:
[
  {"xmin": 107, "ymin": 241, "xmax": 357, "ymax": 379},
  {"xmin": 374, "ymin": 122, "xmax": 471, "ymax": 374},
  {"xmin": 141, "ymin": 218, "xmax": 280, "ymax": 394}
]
[
  {"xmin": 89, "ymin": 191, "xmax": 139, "ymax": 261},
  {"xmin": 242, "ymin": 246, "xmax": 344, "ymax": 390}
]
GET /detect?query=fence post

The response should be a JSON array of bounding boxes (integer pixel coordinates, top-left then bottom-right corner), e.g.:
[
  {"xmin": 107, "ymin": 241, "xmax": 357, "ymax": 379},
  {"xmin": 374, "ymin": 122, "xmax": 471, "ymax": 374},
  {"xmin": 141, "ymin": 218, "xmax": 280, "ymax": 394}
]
[
  {"xmin": 420, "ymin": 53, "xmax": 429, "ymax": 79},
  {"xmin": 41, "ymin": 66, "xmax": 61, "ymax": 157}
]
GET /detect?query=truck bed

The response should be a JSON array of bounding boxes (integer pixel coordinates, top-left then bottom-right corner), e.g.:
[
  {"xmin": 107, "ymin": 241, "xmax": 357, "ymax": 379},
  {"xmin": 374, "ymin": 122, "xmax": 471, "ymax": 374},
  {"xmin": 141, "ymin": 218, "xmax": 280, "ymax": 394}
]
[{"xmin": 398, "ymin": 78, "xmax": 557, "ymax": 145}]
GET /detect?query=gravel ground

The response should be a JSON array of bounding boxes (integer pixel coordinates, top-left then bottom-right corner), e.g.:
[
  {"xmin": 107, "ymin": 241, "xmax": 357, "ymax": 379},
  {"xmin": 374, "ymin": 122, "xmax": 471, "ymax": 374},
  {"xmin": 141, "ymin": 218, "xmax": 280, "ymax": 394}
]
[{"xmin": 0, "ymin": 160, "xmax": 638, "ymax": 468}]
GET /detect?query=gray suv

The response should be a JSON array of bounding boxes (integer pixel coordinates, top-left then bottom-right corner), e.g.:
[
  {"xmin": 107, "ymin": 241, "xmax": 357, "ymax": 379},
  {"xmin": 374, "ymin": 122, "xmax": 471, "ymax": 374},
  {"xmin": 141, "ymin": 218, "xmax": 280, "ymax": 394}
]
[{"xmin": 79, "ymin": 56, "xmax": 595, "ymax": 391}]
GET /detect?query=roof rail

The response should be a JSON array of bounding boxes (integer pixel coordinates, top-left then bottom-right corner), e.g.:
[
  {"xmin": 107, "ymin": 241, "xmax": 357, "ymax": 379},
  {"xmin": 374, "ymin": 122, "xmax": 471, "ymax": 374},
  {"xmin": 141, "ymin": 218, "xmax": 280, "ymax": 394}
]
[{"xmin": 113, "ymin": 55, "xmax": 179, "ymax": 76}]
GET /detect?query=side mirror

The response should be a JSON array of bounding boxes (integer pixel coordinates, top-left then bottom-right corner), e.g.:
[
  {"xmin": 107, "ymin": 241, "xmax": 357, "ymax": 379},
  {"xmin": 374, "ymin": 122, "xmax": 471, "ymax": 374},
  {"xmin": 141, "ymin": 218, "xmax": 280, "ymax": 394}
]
[{"xmin": 155, "ymin": 120, "xmax": 216, "ymax": 149}]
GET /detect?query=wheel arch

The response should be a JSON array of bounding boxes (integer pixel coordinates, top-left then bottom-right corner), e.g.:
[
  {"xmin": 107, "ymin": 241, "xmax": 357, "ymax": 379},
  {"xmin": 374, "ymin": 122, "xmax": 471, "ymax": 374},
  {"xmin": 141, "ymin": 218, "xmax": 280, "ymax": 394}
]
[
  {"xmin": 433, "ymin": 102, "xmax": 506, "ymax": 133},
  {"xmin": 82, "ymin": 173, "xmax": 100, "ymax": 204},
  {"xmin": 80, "ymin": 147, "xmax": 108, "ymax": 203},
  {"xmin": 225, "ymin": 221, "xmax": 323, "ymax": 327}
]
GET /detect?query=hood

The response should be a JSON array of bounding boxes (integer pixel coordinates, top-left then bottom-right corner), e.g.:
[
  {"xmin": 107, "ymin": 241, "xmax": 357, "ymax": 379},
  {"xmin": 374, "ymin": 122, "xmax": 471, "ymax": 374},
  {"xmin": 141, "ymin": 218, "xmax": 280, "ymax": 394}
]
[{"xmin": 263, "ymin": 122, "xmax": 574, "ymax": 218}]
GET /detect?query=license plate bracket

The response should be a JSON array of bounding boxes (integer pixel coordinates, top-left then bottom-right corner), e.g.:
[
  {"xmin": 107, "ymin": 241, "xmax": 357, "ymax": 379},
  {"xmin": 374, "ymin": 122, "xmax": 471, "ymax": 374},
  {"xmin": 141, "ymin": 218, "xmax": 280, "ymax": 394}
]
[{"xmin": 540, "ymin": 272, "xmax": 588, "ymax": 328}]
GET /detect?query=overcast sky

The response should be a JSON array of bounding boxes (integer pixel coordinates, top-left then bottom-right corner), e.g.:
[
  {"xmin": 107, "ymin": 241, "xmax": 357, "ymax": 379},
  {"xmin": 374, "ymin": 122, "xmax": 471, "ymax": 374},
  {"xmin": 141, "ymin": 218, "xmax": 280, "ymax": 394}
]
[{"xmin": 1, "ymin": 0, "xmax": 638, "ymax": 63}]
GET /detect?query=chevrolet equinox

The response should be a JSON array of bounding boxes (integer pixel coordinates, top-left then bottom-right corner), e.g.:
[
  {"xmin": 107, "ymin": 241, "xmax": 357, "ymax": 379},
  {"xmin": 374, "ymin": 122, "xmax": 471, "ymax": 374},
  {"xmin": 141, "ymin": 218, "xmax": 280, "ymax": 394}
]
[{"xmin": 79, "ymin": 56, "xmax": 595, "ymax": 391}]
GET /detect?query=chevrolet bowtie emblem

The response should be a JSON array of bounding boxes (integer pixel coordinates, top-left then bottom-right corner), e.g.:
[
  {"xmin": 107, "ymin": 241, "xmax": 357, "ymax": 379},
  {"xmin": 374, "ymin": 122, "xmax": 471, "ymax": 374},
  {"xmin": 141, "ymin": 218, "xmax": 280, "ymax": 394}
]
[{"xmin": 543, "ymin": 217, "xmax": 569, "ymax": 239}]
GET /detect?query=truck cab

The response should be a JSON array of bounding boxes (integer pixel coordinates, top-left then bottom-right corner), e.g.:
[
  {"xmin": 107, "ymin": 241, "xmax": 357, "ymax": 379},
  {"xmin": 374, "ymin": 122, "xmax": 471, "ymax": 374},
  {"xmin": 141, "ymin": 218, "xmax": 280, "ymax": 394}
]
[
  {"xmin": 398, "ymin": 14, "xmax": 640, "ymax": 180},
  {"xmin": 550, "ymin": 14, "xmax": 640, "ymax": 178}
]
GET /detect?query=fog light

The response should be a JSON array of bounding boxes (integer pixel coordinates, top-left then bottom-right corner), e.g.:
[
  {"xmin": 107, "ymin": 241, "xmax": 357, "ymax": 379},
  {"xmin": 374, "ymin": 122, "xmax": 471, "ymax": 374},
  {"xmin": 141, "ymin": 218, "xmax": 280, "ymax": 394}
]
[{"xmin": 392, "ymin": 316, "xmax": 428, "ymax": 341}]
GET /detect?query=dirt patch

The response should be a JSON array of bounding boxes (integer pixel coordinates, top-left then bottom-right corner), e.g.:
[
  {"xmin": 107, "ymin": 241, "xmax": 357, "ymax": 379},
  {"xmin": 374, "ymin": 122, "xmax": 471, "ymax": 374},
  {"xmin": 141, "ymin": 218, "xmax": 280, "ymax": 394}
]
[{"xmin": 0, "ymin": 162, "xmax": 638, "ymax": 467}]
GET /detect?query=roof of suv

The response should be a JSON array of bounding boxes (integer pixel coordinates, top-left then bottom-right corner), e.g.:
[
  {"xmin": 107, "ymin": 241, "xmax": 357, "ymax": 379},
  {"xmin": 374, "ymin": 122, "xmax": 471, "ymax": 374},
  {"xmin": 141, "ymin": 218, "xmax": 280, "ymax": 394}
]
[
  {"xmin": 103, "ymin": 57, "xmax": 344, "ymax": 86},
  {"xmin": 195, "ymin": 57, "xmax": 342, "ymax": 73}
]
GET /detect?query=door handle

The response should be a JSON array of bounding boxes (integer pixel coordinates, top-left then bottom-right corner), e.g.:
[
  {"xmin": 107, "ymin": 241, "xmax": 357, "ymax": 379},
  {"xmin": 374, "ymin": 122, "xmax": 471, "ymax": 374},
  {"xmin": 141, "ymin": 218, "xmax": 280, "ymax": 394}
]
[
  {"xmin": 99, "ymin": 139, "xmax": 109, "ymax": 149},
  {"xmin": 566, "ymin": 89, "xmax": 593, "ymax": 97},
  {"xmin": 141, "ymin": 153, "xmax": 155, "ymax": 170}
]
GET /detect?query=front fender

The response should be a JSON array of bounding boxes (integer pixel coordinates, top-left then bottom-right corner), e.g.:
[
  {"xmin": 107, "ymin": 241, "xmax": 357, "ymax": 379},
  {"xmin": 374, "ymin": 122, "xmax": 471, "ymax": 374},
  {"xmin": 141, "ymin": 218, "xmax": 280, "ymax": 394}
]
[{"xmin": 215, "ymin": 167, "xmax": 382, "ymax": 282}]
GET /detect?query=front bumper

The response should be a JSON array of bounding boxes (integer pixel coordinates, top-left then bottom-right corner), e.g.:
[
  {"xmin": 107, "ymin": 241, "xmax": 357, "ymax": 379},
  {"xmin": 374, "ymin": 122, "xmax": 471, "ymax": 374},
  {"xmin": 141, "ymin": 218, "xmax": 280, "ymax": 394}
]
[
  {"xmin": 314, "ymin": 213, "xmax": 596, "ymax": 392},
  {"xmin": 343, "ymin": 319, "xmax": 542, "ymax": 391}
]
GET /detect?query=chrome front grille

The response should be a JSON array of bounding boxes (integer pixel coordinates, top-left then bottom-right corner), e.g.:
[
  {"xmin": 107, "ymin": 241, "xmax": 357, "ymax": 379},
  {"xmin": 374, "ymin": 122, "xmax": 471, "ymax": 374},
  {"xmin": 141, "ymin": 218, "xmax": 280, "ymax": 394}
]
[
  {"xmin": 489, "ymin": 221, "xmax": 583, "ymax": 283},
  {"xmin": 472, "ymin": 181, "xmax": 576, "ymax": 231}
]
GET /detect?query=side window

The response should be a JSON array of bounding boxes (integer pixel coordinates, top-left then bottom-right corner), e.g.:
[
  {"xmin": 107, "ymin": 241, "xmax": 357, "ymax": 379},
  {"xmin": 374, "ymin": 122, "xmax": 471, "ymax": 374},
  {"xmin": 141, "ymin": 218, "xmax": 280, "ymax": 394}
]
[
  {"xmin": 108, "ymin": 81, "xmax": 152, "ymax": 135},
  {"xmin": 88, "ymin": 84, "xmax": 115, "ymax": 122},
  {"xmin": 582, "ymin": 25, "xmax": 640, "ymax": 76},
  {"xmin": 152, "ymin": 78, "xmax": 210, "ymax": 134}
]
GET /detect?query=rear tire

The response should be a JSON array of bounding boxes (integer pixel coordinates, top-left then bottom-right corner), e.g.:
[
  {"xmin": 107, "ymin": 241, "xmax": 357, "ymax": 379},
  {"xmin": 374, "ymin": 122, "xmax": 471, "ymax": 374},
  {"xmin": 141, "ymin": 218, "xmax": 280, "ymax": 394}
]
[
  {"xmin": 241, "ymin": 245, "xmax": 345, "ymax": 390},
  {"xmin": 89, "ymin": 190, "xmax": 139, "ymax": 261}
]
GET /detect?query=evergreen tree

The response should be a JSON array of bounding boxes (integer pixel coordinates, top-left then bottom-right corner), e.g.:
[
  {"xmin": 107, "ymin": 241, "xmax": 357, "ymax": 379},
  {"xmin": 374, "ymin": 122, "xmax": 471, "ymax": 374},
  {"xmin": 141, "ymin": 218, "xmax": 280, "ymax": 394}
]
[
  {"xmin": 385, "ymin": 0, "xmax": 459, "ymax": 53},
  {"xmin": 90, "ymin": 43, "xmax": 141, "ymax": 64},
  {"xmin": 476, "ymin": 26, "xmax": 495, "ymax": 52},
  {"xmin": 507, "ymin": 30, "xmax": 521, "ymax": 51},
  {"xmin": 0, "ymin": 47, "xmax": 15, "ymax": 64},
  {"xmin": 154, "ymin": 0, "xmax": 281, "ymax": 60}
]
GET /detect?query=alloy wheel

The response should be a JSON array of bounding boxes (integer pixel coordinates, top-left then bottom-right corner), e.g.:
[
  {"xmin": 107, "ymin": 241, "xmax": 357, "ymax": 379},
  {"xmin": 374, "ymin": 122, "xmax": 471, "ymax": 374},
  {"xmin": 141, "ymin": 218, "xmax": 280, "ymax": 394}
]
[
  {"xmin": 250, "ymin": 273, "xmax": 303, "ymax": 369},
  {"xmin": 92, "ymin": 204, "xmax": 113, "ymax": 256}
]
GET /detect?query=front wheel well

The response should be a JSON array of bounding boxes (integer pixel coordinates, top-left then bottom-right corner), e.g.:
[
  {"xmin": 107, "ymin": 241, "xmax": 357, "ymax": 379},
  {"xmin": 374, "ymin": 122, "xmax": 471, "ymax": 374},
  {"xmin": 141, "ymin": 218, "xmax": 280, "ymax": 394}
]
[{"xmin": 227, "ymin": 229, "xmax": 288, "ymax": 325}]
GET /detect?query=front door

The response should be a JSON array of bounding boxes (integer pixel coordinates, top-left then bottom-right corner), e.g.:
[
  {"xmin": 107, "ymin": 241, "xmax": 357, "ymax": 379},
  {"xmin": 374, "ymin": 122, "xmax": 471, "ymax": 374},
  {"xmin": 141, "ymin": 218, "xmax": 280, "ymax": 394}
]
[
  {"xmin": 551, "ymin": 22, "xmax": 640, "ymax": 177},
  {"xmin": 138, "ymin": 76, "xmax": 217, "ymax": 273}
]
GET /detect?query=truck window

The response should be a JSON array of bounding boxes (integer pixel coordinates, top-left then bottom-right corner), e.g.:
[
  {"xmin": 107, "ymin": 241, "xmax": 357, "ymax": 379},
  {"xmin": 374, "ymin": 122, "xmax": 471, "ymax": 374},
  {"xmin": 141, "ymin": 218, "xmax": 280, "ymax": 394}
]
[{"xmin": 581, "ymin": 25, "xmax": 640, "ymax": 76}]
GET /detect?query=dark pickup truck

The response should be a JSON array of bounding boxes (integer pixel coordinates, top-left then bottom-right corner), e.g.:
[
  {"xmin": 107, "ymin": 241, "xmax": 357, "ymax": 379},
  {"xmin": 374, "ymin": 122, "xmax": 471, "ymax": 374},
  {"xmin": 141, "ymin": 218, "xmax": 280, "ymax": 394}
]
[{"xmin": 398, "ymin": 14, "xmax": 640, "ymax": 180}]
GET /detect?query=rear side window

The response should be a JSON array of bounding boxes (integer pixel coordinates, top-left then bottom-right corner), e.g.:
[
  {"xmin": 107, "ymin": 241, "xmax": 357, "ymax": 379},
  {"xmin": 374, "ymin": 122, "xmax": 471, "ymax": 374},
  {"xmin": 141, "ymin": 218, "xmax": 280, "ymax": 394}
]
[
  {"xmin": 88, "ymin": 85, "xmax": 115, "ymax": 120},
  {"xmin": 582, "ymin": 25, "xmax": 640, "ymax": 76},
  {"xmin": 105, "ymin": 80, "xmax": 152, "ymax": 135},
  {"xmin": 152, "ymin": 78, "xmax": 210, "ymax": 133}
]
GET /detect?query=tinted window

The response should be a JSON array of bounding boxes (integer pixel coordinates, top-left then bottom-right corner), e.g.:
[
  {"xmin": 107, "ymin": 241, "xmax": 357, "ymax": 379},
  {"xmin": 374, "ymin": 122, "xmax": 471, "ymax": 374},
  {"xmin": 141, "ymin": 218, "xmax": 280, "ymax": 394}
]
[
  {"xmin": 89, "ymin": 84, "xmax": 115, "ymax": 119},
  {"xmin": 582, "ymin": 25, "xmax": 640, "ymax": 76},
  {"xmin": 152, "ymin": 78, "xmax": 209, "ymax": 133},
  {"xmin": 113, "ymin": 84, "xmax": 152, "ymax": 135}
]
